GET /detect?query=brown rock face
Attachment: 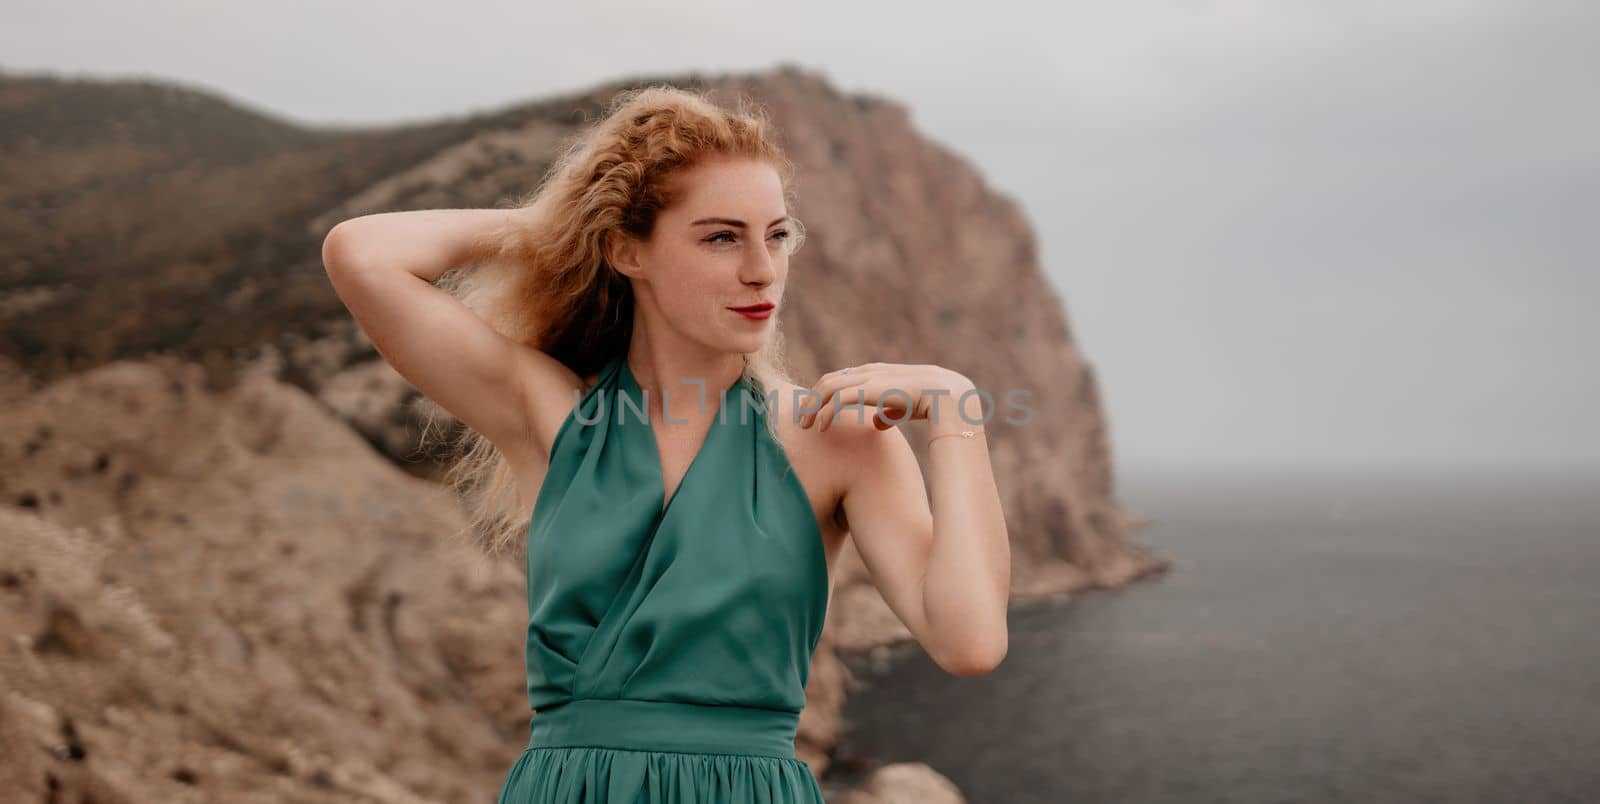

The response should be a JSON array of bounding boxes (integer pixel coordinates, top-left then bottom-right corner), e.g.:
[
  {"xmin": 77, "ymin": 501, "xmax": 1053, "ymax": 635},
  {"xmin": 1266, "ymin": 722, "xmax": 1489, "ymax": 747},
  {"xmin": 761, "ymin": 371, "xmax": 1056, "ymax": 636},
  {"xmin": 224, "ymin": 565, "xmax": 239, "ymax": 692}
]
[
  {"xmin": 1, "ymin": 65, "xmax": 1166, "ymax": 801},
  {"xmin": 2, "ymin": 358, "xmax": 531, "ymax": 802}
]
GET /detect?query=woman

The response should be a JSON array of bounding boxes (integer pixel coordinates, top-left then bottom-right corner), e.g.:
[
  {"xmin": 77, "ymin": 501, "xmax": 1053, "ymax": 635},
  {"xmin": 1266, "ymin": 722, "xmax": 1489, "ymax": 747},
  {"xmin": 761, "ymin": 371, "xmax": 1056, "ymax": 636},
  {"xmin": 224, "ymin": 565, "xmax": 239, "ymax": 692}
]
[{"xmin": 321, "ymin": 85, "xmax": 1010, "ymax": 803}]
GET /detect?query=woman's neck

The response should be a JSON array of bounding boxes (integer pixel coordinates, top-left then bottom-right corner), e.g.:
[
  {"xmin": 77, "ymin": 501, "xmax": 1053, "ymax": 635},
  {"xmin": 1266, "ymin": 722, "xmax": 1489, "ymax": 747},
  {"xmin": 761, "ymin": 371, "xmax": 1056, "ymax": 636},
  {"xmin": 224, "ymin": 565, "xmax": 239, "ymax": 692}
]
[{"xmin": 623, "ymin": 346, "xmax": 745, "ymax": 420}]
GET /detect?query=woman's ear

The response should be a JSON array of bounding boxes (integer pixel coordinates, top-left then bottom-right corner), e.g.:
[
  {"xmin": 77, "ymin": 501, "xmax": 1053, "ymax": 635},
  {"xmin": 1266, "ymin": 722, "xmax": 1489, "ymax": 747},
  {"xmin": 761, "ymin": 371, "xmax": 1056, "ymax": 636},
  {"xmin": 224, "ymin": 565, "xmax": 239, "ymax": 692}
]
[{"xmin": 605, "ymin": 232, "xmax": 645, "ymax": 279}]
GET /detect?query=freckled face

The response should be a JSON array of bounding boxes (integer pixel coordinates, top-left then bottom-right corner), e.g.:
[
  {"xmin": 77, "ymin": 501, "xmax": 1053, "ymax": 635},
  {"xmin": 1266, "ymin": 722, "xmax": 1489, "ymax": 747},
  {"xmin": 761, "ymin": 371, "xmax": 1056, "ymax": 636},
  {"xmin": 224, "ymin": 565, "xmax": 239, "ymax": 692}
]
[{"xmin": 632, "ymin": 156, "xmax": 796, "ymax": 353}]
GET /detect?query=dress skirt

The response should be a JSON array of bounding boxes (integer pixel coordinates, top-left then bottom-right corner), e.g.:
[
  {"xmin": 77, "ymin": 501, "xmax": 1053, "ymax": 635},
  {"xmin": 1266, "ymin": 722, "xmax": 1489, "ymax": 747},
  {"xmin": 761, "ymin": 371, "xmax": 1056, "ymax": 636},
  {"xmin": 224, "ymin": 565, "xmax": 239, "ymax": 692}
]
[{"xmin": 496, "ymin": 698, "xmax": 827, "ymax": 804}]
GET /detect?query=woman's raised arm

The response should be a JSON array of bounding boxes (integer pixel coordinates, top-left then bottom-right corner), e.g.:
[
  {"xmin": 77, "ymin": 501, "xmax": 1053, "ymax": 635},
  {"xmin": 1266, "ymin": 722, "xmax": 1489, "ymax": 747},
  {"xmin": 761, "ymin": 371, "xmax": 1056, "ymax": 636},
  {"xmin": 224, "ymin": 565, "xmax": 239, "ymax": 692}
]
[{"xmin": 319, "ymin": 209, "xmax": 581, "ymax": 468}]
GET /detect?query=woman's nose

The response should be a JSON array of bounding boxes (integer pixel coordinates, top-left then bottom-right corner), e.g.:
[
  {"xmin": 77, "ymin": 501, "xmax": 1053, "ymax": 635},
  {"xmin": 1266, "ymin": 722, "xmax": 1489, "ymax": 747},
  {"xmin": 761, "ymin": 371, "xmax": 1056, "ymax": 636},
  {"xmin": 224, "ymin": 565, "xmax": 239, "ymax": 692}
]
[{"xmin": 741, "ymin": 241, "xmax": 778, "ymax": 283}]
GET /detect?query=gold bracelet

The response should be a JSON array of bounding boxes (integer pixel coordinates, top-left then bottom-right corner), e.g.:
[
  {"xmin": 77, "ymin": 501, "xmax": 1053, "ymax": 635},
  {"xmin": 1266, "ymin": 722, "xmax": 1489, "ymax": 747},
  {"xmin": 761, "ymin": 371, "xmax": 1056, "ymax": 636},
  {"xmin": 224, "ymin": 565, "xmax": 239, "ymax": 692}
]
[{"xmin": 927, "ymin": 429, "xmax": 984, "ymax": 446}]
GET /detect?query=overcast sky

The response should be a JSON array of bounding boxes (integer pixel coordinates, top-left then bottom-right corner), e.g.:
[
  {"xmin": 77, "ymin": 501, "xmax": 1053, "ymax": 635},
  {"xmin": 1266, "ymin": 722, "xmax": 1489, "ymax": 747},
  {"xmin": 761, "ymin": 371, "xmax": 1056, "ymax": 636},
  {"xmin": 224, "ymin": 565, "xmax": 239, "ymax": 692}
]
[{"xmin": 5, "ymin": 0, "xmax": 1594, "ymax": 472}]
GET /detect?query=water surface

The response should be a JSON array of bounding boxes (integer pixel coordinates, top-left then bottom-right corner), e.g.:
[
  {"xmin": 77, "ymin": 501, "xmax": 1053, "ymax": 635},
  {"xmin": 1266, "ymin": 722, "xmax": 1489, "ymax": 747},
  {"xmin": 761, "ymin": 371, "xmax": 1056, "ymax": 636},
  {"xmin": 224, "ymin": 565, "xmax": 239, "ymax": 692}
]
[{"xmin": 831, "ymin": 466, "xmax": 1600, "ymax": 803}]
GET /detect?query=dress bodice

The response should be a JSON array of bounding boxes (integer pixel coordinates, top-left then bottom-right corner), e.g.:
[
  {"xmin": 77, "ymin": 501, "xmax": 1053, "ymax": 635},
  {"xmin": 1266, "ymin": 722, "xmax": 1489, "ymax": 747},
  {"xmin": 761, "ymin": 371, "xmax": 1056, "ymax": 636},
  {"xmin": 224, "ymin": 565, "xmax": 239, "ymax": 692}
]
[{"xmin": 521, "ymin": 355, "xmax": 830, "ymax": 720}]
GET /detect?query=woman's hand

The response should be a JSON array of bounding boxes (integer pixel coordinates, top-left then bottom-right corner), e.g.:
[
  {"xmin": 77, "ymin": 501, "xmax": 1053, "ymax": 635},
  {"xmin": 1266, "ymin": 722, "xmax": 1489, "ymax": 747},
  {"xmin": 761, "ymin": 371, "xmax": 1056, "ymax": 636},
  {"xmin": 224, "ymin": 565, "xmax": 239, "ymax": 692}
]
[{"xmin": 798, "ymin": 362, "xmax": 982, "ymax": 433}]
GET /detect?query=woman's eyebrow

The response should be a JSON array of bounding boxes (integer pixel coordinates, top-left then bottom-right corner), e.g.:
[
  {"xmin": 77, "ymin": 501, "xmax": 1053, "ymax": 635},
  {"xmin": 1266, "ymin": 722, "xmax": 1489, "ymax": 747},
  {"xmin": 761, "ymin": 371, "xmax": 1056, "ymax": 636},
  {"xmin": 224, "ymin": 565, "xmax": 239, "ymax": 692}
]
[{"xmin": 690, "ymin": 215, "xmax": 792, "ymax": 229}]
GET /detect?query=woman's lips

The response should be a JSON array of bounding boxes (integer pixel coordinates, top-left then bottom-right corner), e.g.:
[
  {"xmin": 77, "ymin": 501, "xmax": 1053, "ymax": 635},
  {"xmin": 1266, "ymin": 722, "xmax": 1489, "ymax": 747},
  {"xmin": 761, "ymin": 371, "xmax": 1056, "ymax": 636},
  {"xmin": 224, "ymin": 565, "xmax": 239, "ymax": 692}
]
[{"xmin": 729, "ymin": 302, "xmax": 774, "ymax": 320}]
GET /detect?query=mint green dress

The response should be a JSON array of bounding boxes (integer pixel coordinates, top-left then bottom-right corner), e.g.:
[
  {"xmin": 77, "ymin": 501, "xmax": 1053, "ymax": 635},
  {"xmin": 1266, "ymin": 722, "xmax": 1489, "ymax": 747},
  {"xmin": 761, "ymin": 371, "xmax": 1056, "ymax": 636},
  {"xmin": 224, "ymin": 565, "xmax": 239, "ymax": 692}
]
[{"xmin": 497, "ymin": 355, "xmax": 831, "ymax": 803}]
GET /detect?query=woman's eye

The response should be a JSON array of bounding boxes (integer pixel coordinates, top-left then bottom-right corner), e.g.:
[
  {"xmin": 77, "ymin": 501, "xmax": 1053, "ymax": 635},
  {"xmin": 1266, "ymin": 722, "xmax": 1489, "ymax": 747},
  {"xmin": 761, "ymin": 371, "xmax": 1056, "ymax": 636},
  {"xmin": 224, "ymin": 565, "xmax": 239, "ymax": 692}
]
[{"xmin": 705, "ymin": 230, "xmax": 790, "ymax": 246}]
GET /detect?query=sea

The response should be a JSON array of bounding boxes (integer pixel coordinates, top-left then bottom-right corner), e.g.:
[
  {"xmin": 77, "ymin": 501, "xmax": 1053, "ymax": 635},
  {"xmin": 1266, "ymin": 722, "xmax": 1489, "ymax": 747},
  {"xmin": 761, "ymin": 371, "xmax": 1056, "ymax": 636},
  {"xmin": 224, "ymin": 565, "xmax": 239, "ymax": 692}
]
[{"xmin": 828, "ymin": 465, "xmax": 1600, "ymax": 804}]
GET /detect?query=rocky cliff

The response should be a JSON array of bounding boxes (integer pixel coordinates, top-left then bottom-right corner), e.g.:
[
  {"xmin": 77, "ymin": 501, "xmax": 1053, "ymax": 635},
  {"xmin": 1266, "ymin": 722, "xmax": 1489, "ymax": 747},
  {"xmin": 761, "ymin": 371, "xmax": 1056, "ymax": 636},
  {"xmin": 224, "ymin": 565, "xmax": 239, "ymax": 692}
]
[{"xmin": 0, "ymin": 65, "xmax": 1167, "ymax": 802}]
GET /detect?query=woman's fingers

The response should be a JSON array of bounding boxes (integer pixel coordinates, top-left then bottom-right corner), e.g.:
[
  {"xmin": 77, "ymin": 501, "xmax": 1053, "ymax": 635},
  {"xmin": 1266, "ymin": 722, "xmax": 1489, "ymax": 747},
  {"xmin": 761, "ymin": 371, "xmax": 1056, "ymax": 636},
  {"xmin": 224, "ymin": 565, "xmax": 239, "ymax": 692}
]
[
  {"xmin": 818, "ymin": 385, "xmax": 871, "ymax": 432},
  {"xmin": 803, "ymin": 364, "xmax": 932, "ymax": 431},
  {"xmin": 802, "ymin": 366, "xmax": 869, "ymax": 429},
  {"xmin": 799, "ymin": 363, "xmax": 969, "ymax": 431}
]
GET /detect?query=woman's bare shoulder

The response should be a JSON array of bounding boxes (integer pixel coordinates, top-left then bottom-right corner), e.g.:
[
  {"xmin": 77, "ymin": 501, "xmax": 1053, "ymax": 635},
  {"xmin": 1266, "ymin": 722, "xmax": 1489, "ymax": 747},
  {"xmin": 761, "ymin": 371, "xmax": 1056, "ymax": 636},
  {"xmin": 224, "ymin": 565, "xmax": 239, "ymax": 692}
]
[{"xmin": 764, "ymin": 378, "xmax": 892, "ymax": 521}]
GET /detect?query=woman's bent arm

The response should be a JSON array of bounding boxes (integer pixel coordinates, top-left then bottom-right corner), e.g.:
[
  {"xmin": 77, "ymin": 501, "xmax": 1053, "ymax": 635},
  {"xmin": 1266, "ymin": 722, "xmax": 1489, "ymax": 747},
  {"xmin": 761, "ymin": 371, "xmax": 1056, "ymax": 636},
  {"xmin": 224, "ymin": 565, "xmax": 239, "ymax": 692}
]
[
  {"xmin": 324, "ymin": 209, "xmax": 509, "ymax": 283},
  {"xmin": 319, "ymin": 209, "xmax": 579, "ymax": 467}
]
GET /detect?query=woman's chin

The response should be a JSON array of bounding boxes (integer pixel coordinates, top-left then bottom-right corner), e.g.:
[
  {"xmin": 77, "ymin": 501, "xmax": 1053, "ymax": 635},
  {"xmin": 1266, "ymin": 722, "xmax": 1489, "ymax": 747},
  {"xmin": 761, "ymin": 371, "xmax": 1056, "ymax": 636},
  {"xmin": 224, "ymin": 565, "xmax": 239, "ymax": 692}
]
[{"xmin": 721, "ymin": 331, "xmax": 769, "ymax": 353}]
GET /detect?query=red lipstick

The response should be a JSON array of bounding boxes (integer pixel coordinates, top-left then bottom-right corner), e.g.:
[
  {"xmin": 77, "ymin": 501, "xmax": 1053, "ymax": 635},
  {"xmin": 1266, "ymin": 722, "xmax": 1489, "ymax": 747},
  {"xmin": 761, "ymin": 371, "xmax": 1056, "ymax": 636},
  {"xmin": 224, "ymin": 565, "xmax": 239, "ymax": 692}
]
[{"xmin": 728, "ymin": 301, "xmax": 774, "ymax": 320}]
